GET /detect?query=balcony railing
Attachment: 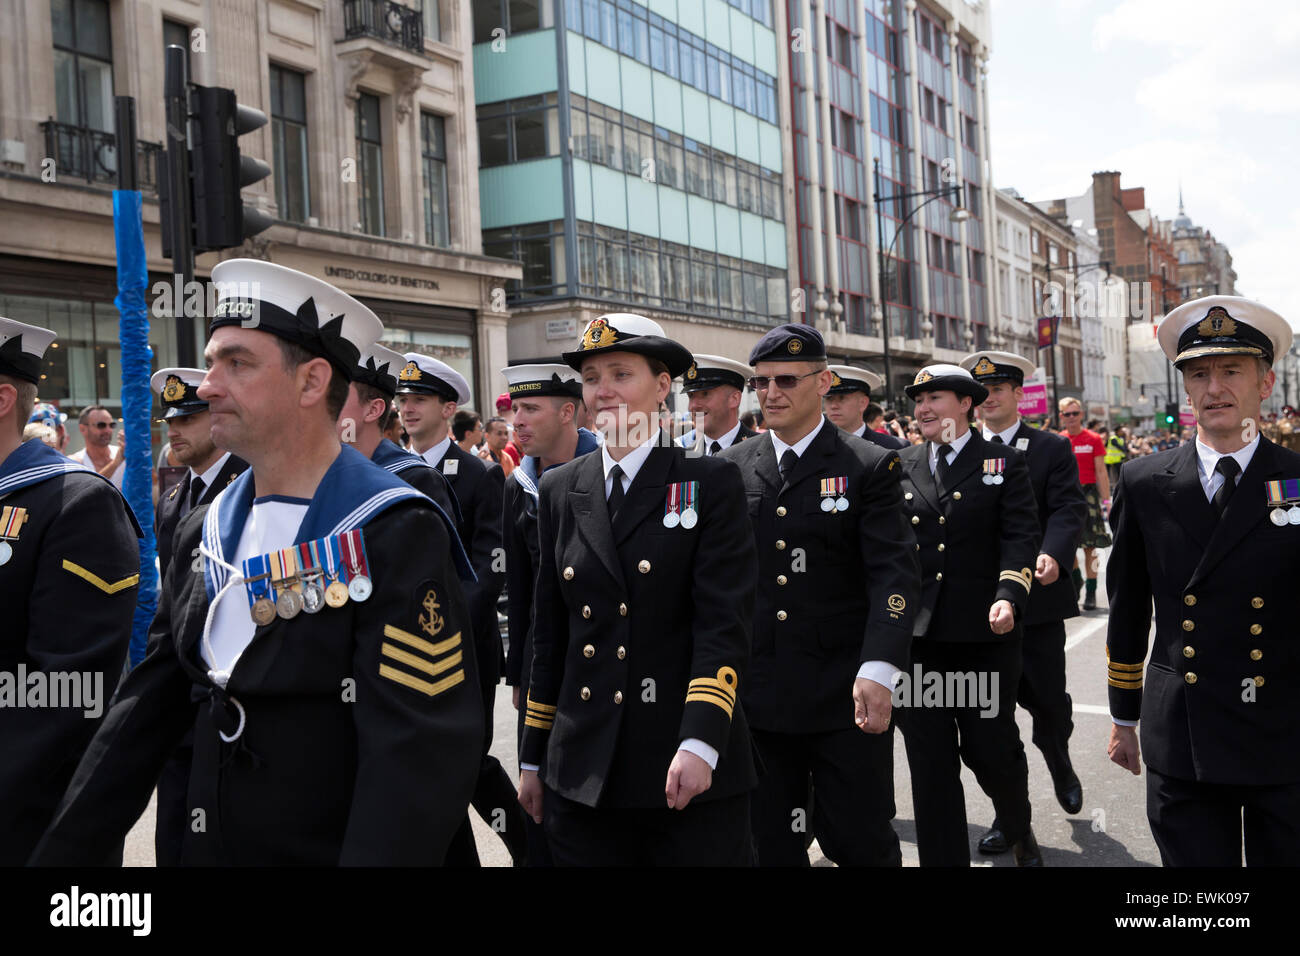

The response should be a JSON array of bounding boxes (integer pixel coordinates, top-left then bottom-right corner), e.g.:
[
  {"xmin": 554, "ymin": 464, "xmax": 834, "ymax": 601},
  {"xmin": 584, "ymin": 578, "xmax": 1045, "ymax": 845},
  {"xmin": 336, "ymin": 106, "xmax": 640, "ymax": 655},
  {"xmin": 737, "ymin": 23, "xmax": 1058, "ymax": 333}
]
[
  {"xmin": 343, "ymin": 0, "xmax": 424, "ymax": 53},
  {"xmin": 40, "ymin": 119, "xmax": 163, "ymax": 193}
]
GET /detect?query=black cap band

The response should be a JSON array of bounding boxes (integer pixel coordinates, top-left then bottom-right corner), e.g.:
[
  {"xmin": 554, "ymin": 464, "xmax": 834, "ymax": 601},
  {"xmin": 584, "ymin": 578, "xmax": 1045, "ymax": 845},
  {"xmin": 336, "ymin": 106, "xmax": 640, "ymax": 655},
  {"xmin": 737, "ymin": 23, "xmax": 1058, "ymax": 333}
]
[
  {"xmin": 210, "ymin": 296, "xmax": 361, "ymax": 379},
  {"xmin": 0, "ymin": 335, "xmax": 40, "ymax": 384},
  {"xmin": 508, "ymin": 374, "xmax": 582, "ymax": 399},
  {"xmin": 1174, "ymin": 306, "xmax": 1274, "ymax": 367}
]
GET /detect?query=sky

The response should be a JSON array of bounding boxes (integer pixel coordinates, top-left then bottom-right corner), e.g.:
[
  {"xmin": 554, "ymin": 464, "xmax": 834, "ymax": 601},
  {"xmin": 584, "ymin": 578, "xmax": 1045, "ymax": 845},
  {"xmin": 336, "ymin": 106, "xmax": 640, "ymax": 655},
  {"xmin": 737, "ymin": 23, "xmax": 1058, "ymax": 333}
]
[{"xmin": 988, "ymin": 0, "xmax": 1300, "ymax": 332}]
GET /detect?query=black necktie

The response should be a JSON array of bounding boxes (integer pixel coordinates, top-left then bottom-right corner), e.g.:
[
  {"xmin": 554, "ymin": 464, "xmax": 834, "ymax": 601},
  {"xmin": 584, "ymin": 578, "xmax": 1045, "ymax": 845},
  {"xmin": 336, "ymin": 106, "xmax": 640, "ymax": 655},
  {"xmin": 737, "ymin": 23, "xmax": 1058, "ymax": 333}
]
[
  {"xmin": 1211, "ymin": 456, "xmax": 1240, "ymax": 518},
  {"xmin": 934, "ymin": 443, "xmax": 952, "ymax": 480},
  {"xmin": 189, "ymin": 475, "xmax": 206, "ymax": 509},
  {"xmin": 607, "ymin": 464, "xmax": 626, "ymax": 518},
  {"xmin": 779, "ymin": 449, "xmax": 799, "ymax": 481},
  {"xmin": 991, "ymin": 435, "xmax": 1005, "ymax": 444},
  {"xmin": 710, "ymin": 440, "xmax": 722, "ymax": 456}
]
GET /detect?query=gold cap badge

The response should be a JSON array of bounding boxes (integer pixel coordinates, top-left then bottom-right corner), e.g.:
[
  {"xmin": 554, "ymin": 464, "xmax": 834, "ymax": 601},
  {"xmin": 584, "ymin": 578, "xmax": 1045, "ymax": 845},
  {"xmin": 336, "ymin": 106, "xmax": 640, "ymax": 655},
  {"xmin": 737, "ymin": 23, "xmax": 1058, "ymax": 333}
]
[
  {"xmin": 398, "ymin": 361, "xmax": 422, "ymax": 382},
  {"xmin": 162, "ymin": 375, "xmax": 186, "ymax": 403},
  {"xmin": 973, "ymin": 357, "xmax": 997, "ymax": 377},
  {"xmin": 686, "ymin": 363, "xmax": 698, "ymax": 380},
  {"xmin": 1197, "ymin": 306, "xmax": 1238, "ymax": 338},
  {"xmin": 830, "ymin": 372, "xmax": 842, "ymax": 386},
  {"xmin": 787, "ymin": 338, "xmax": 803, "ymax": 354},
  {"xmin": 913, "ymin": 369, "xmax": 934, "ymax": 385},
  {"xmin": 580, "ymin": 317, "xmax": 618, "ymax": 350}
]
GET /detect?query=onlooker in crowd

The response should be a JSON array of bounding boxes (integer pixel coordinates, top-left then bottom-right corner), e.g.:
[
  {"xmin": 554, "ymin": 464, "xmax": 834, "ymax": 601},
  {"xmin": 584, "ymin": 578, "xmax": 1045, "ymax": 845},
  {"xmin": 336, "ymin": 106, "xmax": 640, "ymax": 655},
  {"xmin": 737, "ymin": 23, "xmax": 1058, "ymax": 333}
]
[
  {"xmin": 495, "ymin": 393, "xmax": 523, "ymax": 465},
  {"xmin": 22, "ymin": 422, "xmax": 58, "ymax": 447},
  {"xmin": 68, "ymin": 405, "xmax": 125, "ymax": 489},
  {"xmin": 28, "ymin": 402, "xmax": 69, "ymax": 452},
  {"xmin": 453, "ymin": 409, "xmax": 484, "ymax": 454},
  {"xmin": 478, "ymin": 415, "xmax": 515, "ymax": 477},
  {"xmin": 1058, "ymin": 397, "xmax": 1110, "ymax": 611},
  {"xmin": 1104, "ymin": 426, "xmax": 1129, "ymax": 484}
]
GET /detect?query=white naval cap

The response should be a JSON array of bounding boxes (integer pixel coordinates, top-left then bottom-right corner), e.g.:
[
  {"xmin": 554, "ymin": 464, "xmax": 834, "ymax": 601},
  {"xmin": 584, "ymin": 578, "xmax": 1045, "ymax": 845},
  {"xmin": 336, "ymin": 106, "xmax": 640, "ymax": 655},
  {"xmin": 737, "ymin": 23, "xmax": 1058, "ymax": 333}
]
[
  {"xmin": 562, "ymin": 312, "xmax": 694, "ymax": 378},
  {"xmin": 0, "ymin": 316, "xmax": 57, "ymax": 385},
  {"xmin": 681, "ymin": 353, "xmax": 751, "ymax": 392},
  {"xmin": 208, "ymin": 259, "xmax": 383, "ymax": 378},
  {"xmin": 396, "ymin": 352, "xmax": 472, "ymax": 405},
  {"xmin": 959, "ymin": 350, "xmax": 1037, "ymax": 386},
  {"xmin": 151, "ymin": 367, "xmax": 210, "ymax": 419},
  {"xmin": 500, "ymin": 363, "xmax": 582, "ymax": 399},
  {"xmin": 905, "ymin": 362, "xmax": 989, "ymax": 404},
  {"xmin": 1157, "ymin": 295, "xmax": 1293, "ymax": 368},
  {"xmin": 826, "ymin": 365, "xmax": 884, "ymax": 395}
]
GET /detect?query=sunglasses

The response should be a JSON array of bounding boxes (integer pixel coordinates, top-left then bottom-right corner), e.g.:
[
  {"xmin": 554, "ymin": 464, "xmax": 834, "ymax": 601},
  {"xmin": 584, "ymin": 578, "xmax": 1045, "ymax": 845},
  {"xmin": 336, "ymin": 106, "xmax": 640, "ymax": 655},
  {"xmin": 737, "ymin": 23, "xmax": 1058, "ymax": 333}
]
[
  {"xmin": 1059, "ymin": 411, "xmax": 1081, "ymax": 418},
  {"xmin": 90, "ymin": 420, "xmax": 118, "ymax": 429},
  {"xmin": 748, "ymin": 371, "xmax": 821, "ymax": 392}
]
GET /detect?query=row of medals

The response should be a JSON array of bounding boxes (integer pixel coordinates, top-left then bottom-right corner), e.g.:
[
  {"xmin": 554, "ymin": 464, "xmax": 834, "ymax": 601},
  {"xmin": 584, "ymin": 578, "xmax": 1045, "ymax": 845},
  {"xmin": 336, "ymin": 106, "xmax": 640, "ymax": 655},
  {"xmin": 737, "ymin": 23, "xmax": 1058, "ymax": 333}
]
[
  {"xmin": 250, "ymin": 567, "xmax": 372, "ymax": 626},
  {"xmin": 663, "ymin": 506, "xmax": 698, "ymax": 529},
  {"xmin": 983, "ymin": 473, "xmax": 1005, "ymax": 485},
  {"xmin": 1269, "ymin": 504, "xmax": 1300, "ymax": 527},
  {"xmin": 820, "ymin": 495, "xmax": 850, "ymax": 512}
]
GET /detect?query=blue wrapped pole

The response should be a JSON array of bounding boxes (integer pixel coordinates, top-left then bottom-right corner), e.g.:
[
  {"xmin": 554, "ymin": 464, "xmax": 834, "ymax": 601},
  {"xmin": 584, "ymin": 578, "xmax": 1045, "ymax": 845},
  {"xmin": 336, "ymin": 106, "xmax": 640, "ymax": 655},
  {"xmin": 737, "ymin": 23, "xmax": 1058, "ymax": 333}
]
[{"xmin": 113, "ymin": 187, "xmax": 158, "ymax": 667}]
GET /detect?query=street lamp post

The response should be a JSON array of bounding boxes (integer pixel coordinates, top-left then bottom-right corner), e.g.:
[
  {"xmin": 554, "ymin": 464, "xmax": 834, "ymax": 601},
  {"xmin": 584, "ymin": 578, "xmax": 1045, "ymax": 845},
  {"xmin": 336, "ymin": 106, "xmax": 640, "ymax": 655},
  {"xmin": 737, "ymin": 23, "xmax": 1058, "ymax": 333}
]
[
  {"xmin": 1043, "ymin": 258, "xmax": 1109, "ymax": 429},
  {"xmin": 872, "ymin": 157, "xmax": 970, "ymax": 408}
]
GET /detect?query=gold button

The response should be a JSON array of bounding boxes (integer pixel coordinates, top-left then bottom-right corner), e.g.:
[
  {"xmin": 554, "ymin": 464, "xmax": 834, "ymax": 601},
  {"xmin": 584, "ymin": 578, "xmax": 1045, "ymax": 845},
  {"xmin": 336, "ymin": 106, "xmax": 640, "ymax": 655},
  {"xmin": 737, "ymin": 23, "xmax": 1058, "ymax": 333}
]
[
  {"xmin": 776, "ymin": 539, "xmax": 786, "ymax": 550},
  {"xmin": 935, "ymin": 572, "xmax": 943, "ymax": 581},
  {"xmin": 1184, "ymin": 594, "xmax": 1196, "ymax": 606},
  {"xmin": 619, "ymin": 602, "xmax": 628, "ymax": 616},
  {"xmin": 1254, "ymin": 676, "xmax": 1265, "ymax": 688},
  {"xmin": 1251, "ymin": 596, "xmax": 1264, "ymax": 609},
  {"xmin": 904, "ymin": 492, "xmax": 913, "ymax": 500},
  {"xmin": 777, "ymin": 574, "xmax": 787, "ymax": 585},
  {"xmin": 777, "ymin": 610, "xmax": 787, "ymax": 621},
  {"xmin": 563, "ymin": 566, "xmax": 575, "ymax": 580},
  {"xmin": 939, "ymin": 516, "xmax": 946, "ymax": 525},
  {"xmin": 937, "ymin": 543, "xmax": 945, "ymax": 552},
  {"xmin": 583, "ymin": 644, "xmax": 595, "ymax": 658},
  {"xmin": 617, "ymin": 646, "xmax": 626, "ymax": 660},
  {"xmin": 614, "ymin": 691, "xmax": 623, "ymax": 704},
  {"xmin": 1249, "ymin": 623, "xmax": 1262, "ymax": 635},
  {"xmin": 580, "ymin": 686, "xmax": 591, "ymax": 700},
  {"xmin": 582, "ymin": 605, "xmax": 591, "ymax": 619},
  {"xmin": 1182, "ymin": 646, "xmax": 1194, "ymax": 658},
  {"xmin": 1184, "ymin": 672, "xmax": 1197, "ymax": 685},
  {"xmin": 953, "ymin": 491, "xmax": 962, "ymax": 500},
  {"xmin": 911, "ymin": 515, "xmax": 920, "ymax": 525},
  {"xmin": 1182, "ymin": 620, "xmax": 1194, "ymax": 632},
  {"xmin": 915, "ymin": 543, "xmax": 920, "ymax": 551},
  {"xmin": 638, "ymin": 559, "xmax": 651, "ymax": 574},
  {"xmin": 776, "ymin": 505, "xmax": 787, "ymax": 517},
  {"xmin": 1250, "ymin": 649, "xmax": 1262, "ymax": 661}
]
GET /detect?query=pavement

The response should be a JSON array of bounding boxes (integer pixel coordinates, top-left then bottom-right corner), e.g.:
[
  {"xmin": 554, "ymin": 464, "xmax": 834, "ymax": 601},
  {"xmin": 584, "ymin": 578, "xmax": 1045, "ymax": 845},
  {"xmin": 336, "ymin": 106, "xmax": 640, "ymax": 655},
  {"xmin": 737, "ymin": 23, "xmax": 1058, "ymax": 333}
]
[{"xmin": 125, "ymin": 553, "xmax": 1157, "ymax": 867}]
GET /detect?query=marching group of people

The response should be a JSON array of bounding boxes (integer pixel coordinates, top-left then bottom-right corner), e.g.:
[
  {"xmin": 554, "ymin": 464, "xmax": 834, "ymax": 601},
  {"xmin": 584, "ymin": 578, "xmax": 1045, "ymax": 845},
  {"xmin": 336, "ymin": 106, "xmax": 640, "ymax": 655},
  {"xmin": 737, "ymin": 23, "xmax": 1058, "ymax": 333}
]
[{"xmin": 1, "ymin": 257, "xmax": 1296, "ymax": 867}]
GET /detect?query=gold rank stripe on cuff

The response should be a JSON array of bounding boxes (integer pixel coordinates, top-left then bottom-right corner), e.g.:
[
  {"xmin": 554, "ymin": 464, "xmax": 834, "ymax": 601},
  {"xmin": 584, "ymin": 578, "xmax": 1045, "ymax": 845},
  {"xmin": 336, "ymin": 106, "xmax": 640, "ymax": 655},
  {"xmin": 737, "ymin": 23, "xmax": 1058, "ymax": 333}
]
[
  {"xmin": 686, "ymin": 667, "xmax": 739, "ymax": 719},
  {"xmin": 1108, "ymin": 676, "xmax": 1144, "ymax": 689},
  {"xmin": 1107, "ymin": 659, "xmax": 1144, "ymax": 690},
  {"xmin": 61, "ymin": 560, "xmax": 140, "ymax": 595},
  {"xmin": 524, "ymin": 693, "xmax": 556, "ymax": 731},
  {"xmin": 998, "ymin": 568, "xmax": 1033, "ymax": 593},
  {"xmin": 378, "ymin": 625, "xmax": 464, "ymax": 697},
  {"xmin": 685, "ymin": 687, "xmax": 736, "ymax": 718}
]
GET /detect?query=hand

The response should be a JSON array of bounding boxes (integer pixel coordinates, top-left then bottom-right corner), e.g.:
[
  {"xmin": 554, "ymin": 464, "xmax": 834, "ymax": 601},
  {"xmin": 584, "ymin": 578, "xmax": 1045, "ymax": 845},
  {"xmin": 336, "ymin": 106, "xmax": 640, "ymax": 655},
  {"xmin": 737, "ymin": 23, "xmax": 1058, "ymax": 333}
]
[
  {"xmin": 518, "ymin": 768, "xmax": 544, "ymax": 823},
  {"xmin": 664, "ymin": 749, "xmax": 712, "ymax": 810},
  {"xmin": 116, "ymin": 427, "xmax": 127, "ymax": 451},
  {"xmin": 1108, "ymin": 723, "xmax": 1141, "ymax": 776},
  {"xmin": 1035, "ymin": 553, "xmax": 1060, "ymax": 585},
  {"xmin": 1102, "ymin": 498, "xmax": 1112, "ymax": 520},
  {"xmin": 511, "ymin": 686, "xmax": 520, "ymax": 711},
  {"xmin": 989, "ymin": 599, "xmax": 1015, "ymax": 635},
  {"xmin": 853, "ymin": 677, "xmax": 893, "ymax": 733}
]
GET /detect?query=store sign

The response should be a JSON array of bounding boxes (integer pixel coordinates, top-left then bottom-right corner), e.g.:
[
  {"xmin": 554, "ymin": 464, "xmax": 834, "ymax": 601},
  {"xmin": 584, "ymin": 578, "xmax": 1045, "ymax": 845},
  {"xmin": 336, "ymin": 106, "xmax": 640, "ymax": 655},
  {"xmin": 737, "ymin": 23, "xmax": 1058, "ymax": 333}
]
[
  {"xmin": 546, "ymin": 319, "xmax": 579, "ymax": 341},
  {"xmin": 324, "ymin": 265, "xmax": 440, "ymax": 291}
]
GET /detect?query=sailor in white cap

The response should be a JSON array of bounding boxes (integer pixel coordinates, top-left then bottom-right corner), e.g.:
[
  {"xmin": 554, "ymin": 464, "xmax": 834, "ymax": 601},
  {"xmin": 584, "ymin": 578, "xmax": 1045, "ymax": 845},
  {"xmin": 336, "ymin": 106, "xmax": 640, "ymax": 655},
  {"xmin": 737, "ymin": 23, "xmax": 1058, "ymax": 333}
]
[
  {"xmin": 676, "ymin": 353, "xmax": 756, "ymax": 455},
  {"xmin": 896, "ymin": 363, "xmax": 1044, "ymax": 866},
  {"xmin": 960, "ymin": 350, "xmax": 1088, "ymax": 857},
  {"xmin": 823, "ymin": 364, "xmax": 908, "ymax": 450},
  {"xmin": 1108, "ymin": 295, "xmax": 1300, "ymax": 866},
  {"xmin": 394, "ymin": 350, "xmax": 513, "ymax": 865},
  {"xmin": 33, "ymin": 260, "xmax": 483, "ymax": 866},
  {"xmin": 0, "ymin": 316, "xmax": 141, "ymax": 865}
]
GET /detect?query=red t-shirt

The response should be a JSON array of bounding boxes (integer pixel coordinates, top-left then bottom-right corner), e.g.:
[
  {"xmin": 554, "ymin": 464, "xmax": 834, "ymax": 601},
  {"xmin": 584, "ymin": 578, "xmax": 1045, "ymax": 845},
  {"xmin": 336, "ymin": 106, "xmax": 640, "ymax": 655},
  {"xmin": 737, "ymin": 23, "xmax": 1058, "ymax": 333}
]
[{"xmin": 1063, "ymin": 428, "xmax": 1103, "ymax": 484}]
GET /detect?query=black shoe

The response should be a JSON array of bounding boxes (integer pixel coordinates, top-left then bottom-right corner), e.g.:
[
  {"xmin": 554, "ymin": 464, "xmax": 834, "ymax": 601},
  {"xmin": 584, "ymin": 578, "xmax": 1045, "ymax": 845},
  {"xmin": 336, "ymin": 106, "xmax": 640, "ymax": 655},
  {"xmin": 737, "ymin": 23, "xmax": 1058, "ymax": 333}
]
[
  {"xmin": 1054, "ymin": 771, "xmax": 1083, "ymax": 815},
  {"xmin": 1013, "ymin": 828, "xmax": 1044, "ymax": 867},
  {"xmin": 1083, "ymin": 592, "xmax": 1097, "ymax": 611},
  {"xmin": 978, "ymin": 824, "xmax": 1009, "ymax": 855}
]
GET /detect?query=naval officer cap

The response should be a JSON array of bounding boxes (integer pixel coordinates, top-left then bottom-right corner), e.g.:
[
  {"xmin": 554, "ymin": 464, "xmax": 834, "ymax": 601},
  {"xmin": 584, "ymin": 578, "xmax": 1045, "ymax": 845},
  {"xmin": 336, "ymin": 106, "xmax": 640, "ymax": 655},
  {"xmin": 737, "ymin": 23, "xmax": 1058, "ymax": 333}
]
[
  {"xmin": 501, "ymin": 363, "xmax": 582, "ymax": 399},
  {"xmin": 681, "ymin": 354, "xmax": 750, "ymax": 392},
  {"xmin": 959, "ymin": 350, "xmax": 1036, "ymax": 386},
  {"xmin": 748, "ymin": 323, "xmax": 827, "ymax": 364},
  {"xmin": 207, "ymin": 259, "xmax": 382, "ymax": 380},
  {"xmin": 562, "ymin": 312, "xmax": 694, "ymax": 378},
  {"xmin": 826, "ymin": 365, "xmax": 883, "ymax": 396},
  {"xmin": 353, "ymin": 343, "xmax": 407, "ymax": 398},
  {"xmin": 396, "ymin": 353, "xmax": 472, "ymax": 405},
  {"xmin": 905, "ymin": 363, "xmax": 989, "ymax": 405},
  {"xmin": 150, "ymin": 367, "xmax": 210, "ymax": 420},
  {"xmin": 0, "ymin": 316, "xmax": 57, "ymax": 385},
  {"xmin": 1157, "ymin": 295, "xmax": 1293, "ymax": 369}
]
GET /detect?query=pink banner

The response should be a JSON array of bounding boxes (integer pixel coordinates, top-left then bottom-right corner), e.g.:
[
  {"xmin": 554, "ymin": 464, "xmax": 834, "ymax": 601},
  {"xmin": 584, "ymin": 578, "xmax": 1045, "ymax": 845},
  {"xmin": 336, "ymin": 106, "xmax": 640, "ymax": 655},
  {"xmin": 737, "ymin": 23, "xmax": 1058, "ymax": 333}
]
[
  {"xmin": 1179, "ymin": 411, "xmax": 1195, "ymax": 426},
  {"xmin": 1018, "ymin": 382, "xmax": 1047, "ymax": 416}
]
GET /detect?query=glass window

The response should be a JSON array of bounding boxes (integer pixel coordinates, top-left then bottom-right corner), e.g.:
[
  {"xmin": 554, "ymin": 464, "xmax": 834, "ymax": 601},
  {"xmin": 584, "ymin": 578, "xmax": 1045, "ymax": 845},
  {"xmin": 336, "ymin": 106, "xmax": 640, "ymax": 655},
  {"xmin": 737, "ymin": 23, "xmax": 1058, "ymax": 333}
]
[
  {"xmin": 270, "ymin": 65, "xmax": 311, "ymax": 223},
  {"xmin": 472, "ymin": 0, "xmax": 500, "ymax": 44},
  {"xmin": 582, "ymin": 0, "xmax": 601, "ymax": 40},
  {"xmin": 163, "ymin": 19, "xmax": 191, "ymax": 74},
  {"xmin": 571, "ymin": 105, "xmax": 589, "ymax": 160},
  {"xmin": 655, "ymin": 128, "xmax": 682, "ymax": 190},
  {"xmin": 514, "ymin": 107, "xmax": 548, "ymax": 160},
  {"xmin": 52, "ymin": 0, "xmax": 113, "ymax": 132},
  {"xmin": 684, "ymin": 140, "xmax": 709, "ymax": 198},
  {"xmin": 617, "ymin": 7, "xmax": 635, "ymax": 56},
  {"xmin": 510, "ymin": 0, "xmax": 543, "ymax": 32},
  {"xmin": 421, "ymin": 112, "xmax": 450, "ymax": 247},
  {"xmin": 478, "ymin": 114, "xmax": 510, "ymax": 166},
  {"xmin": 600, "ymin": 0, "xmax": 617, "ymax": 47},
  {"xmin": 691, "ymin": 258, "xmax": 717, "ymax": 308},
  {"xmin": 355, "ymin": 92, "xmax": 385, "ymax": 236}
]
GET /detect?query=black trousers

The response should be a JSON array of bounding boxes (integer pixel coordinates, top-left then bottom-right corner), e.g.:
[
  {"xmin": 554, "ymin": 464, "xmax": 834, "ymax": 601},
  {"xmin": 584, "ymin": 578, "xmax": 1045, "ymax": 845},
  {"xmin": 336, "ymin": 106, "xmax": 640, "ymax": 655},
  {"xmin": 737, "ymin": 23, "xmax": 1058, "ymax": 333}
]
[
  {"xmin": 1147, "ymin": 766, "xmax": 1300, "ymax": 866},
  {"xmin": 750, "ymin": 726, "xmax": 900, "ymax": 867},
  {"xmin": 514, "ymin": 695, "xmax": 553, "ymax": 866},
  {"xmin": 154, "ymin": 730, "xmax": 194, "ymax": 866},
  {"xmin": 899, "ymin": 636, "xmax": 1030, "ymax": 867},
  {"xmin": 543, "ymin": 786, "xmax": 753, "ymax": 866},
  {"xmin": 1018, "ymin": 620, "xmax": 1075, "ymax": 783}
]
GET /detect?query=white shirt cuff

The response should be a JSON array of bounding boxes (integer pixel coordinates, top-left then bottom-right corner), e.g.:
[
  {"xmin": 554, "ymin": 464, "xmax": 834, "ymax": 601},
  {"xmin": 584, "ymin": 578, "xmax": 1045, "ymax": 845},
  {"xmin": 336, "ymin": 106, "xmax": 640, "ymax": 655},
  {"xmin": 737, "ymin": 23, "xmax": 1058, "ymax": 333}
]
[
  {"xmin": 519, "ymin": 762, "xmax": 540, "ymax": 773},
  {"xmin": 856, "ymin": 660, "xmax": 903, "ymax": 689},
  {"xmin": 678, "ymin": 738, "xmax": 719, "ymax": 770},
  {"xmin": 1111, "ymin": 717, "xmax": 1138, "ymax": 727}
]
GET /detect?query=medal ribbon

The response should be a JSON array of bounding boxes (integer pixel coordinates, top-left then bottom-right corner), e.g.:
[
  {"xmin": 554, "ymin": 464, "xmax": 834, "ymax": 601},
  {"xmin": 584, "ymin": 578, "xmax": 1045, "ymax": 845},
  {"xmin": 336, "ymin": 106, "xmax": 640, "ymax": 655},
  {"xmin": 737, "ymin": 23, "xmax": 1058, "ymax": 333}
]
[
  {"xmin": 819, "ymin": 478, "xmax": 833, "ymax": 499},
  {"xmin": 684, "ymin": 481, "xmax": 696, "ymax": 512},
  {"xmin": 269, "ymin": 547, "xmax": 298, "ymax": 599},
  {"xmin": 242, "ymin": 552, "xmax": 272, "ymax": 609},
  {"xmin": 297, "ymin": 539, "xmax": 323, "ymax": 584},
  {"xmin": 835, "ymin": 476, "xmax": 846, "ymax": 497},
  {"xmin": 0, "ymin": 505, "xmax": 26, "ymax": 538},
  {"xmin": 664, "ymin": 482, "xmax": 680, "ymax": 520},
  {"xmin": 1265, "ymin": 478, "xmax": 1300, "ymax": 505},
  {"xmin": 343, "ymin": 529, "xmax": 371, "ymax": 579}
]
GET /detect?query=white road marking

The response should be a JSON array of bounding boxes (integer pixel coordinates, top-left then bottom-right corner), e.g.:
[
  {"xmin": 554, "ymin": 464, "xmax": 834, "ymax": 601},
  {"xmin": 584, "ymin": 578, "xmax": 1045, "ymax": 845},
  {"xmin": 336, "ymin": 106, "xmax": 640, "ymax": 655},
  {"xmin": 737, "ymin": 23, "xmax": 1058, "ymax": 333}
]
[
  {"xmin": 1071, "ymin": 703, "xmax": 1112, "ymax": 716},
  {"xmin": 1064, "ymin": 615, "xmax": 1109, "ymax": 652}
]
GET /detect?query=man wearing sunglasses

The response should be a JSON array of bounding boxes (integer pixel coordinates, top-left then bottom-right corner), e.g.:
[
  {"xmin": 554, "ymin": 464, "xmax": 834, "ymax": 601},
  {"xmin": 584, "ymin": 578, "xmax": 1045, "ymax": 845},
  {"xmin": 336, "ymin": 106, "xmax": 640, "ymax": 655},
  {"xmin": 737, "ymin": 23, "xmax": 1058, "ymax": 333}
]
[
  {"xmin": 722, "ymin": 324, "xmax": 920, "ymax": 866},
  {"xmin": 69, "ymin": 406, "xmax": 125, "ymax": 489},
  {"xmin": 1058, "ymin": 397, "xmax": 1110, "ymax": 610}
]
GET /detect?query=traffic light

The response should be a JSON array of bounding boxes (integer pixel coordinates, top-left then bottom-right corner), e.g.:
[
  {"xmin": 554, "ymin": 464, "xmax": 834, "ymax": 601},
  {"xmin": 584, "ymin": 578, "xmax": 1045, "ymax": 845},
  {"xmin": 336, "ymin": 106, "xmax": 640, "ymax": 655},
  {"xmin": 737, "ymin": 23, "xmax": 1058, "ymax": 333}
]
[
  {"xmin": 1163, "ymin": 402, "xmax": 1179, "ymax": 428},
  {"xmin": 190, "ymin": 85, "xmax": 274, "ymax": 252}
]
